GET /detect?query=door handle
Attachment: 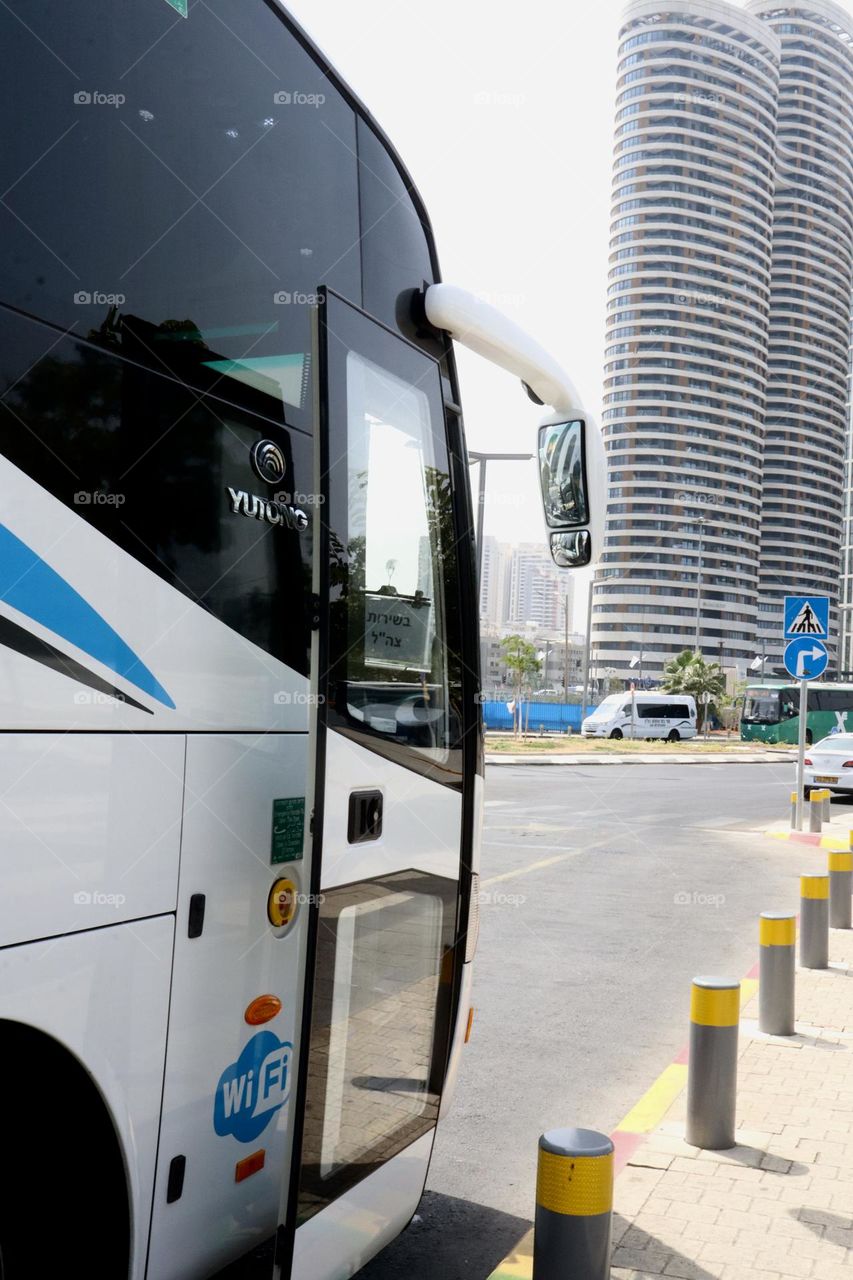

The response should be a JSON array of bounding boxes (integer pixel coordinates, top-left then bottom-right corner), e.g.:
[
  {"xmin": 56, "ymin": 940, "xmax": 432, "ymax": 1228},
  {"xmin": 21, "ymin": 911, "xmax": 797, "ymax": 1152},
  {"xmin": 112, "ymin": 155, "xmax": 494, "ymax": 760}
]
[{"xmin": 348, "ymin": 790, "xmax": 383, "ymax": 844}]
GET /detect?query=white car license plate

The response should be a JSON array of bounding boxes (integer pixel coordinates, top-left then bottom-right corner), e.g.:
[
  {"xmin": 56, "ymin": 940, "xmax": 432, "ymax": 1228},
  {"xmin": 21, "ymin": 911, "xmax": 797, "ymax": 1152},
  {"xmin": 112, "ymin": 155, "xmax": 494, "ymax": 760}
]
[{"xmin": 815, "ymin": 775, "xmax": 838, "ymax": 783}]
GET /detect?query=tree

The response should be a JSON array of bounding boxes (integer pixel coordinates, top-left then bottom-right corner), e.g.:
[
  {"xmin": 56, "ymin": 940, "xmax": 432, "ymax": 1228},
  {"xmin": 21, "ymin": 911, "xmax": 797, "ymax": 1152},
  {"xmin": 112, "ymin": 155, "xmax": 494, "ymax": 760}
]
[
  {"xmin": 501, "ymin": 636, "xmax": 542, "ymax": 735},
  {"xmin": 661, "ymin": 649, "xmax": 727, "ymax": 731}
]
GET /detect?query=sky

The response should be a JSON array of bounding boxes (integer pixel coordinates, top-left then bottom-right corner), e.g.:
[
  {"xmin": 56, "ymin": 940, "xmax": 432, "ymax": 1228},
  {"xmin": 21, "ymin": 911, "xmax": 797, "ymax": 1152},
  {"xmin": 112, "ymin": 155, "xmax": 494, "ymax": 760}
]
[
  {"xmin": 287, "ymin": 0, "xmax": 853, "ymax": 631},
  {"xmin": 288, "ymin": 0, "xmax": 623, "ymax": 628}
]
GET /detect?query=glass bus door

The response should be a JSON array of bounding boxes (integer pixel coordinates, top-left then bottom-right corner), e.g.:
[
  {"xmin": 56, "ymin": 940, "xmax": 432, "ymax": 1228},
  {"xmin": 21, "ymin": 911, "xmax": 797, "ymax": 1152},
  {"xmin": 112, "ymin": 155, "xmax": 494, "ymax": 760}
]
[{"xmin": 284, "ymin": 290, "xmax": 465, "ymax": 1280}]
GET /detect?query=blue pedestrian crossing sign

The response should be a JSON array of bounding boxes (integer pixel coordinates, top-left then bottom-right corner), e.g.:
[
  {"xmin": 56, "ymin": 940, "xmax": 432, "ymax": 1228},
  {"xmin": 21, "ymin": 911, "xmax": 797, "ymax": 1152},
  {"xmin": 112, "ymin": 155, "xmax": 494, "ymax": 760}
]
[
  {"xmin": 784, "ymin": 636, "xmax": 828, "ymax": 681},
  {"xmin": 784, "ymin": 595, "xmax": 829, "ymax": 640}
]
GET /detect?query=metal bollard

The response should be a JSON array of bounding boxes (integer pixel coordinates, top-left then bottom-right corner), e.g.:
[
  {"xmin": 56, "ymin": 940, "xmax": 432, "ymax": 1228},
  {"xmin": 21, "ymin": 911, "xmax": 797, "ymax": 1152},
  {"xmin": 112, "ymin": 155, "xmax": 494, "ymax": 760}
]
[
  {"xmin": 809, "ymin": 793, "xmax": 823, "ymax": 833},
  {"xmin": 800, "ymin": 875, "xmax": 829, "ymax": 969},
  {"xmin": 790, "ymin": 790, "xmax": 798, "ymax": 828},
  {"xmin": 533, "ymin": 1127, "xmax": 613, "ymax": 1280},
  {"xmin": 821, "ymin": 789, "xmax": 832, "ymax": 824},
  {"xmin": 758, "ymin": 913, "xmax": 796, "ymax": 1036},
  {"xmin": 685, "ymin": 977, "xmax": 739, "ymax": 1150},
  {"xmin": 829, "ymin": 851, "xmax": 852, "ymax": 930}
]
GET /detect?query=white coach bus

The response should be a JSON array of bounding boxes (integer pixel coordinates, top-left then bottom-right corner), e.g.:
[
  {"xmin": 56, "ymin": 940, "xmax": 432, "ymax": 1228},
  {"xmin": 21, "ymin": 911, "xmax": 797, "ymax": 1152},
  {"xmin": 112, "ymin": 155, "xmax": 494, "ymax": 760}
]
[{"xmin": 0, "ymin": 3, "xmax": 605, "ymax": 1277}]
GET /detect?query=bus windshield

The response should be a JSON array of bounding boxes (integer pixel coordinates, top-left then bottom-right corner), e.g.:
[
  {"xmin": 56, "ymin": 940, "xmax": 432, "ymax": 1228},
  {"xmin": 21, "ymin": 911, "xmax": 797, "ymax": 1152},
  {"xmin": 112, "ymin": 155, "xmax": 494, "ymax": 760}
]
[{"xmin": 742, "ymin": 688, "xmax": 781, "ymax": 724}]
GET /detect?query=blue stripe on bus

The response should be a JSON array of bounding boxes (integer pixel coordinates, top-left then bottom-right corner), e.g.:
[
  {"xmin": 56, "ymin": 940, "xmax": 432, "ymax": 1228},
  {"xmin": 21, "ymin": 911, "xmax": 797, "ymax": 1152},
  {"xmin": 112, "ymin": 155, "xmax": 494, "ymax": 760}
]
[{"xmin": 0, "ymin": 523, "xmax": 175, "ymax": 709}]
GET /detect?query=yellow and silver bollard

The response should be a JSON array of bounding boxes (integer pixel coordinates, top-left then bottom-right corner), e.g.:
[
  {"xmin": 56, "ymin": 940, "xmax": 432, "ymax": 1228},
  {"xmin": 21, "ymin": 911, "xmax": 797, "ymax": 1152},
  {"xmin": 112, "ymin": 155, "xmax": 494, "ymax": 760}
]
[
  {"xmin": 821, "ymin": 788, "xmax": 832, "ymax": 824},
  {"xmin": 758, "ymin": 913, "xmax": 796, "ymax": 1036},
  {"xmin": 533, "ymin": 1127, "xmax": 613, "ymax": 1279},
  {"xmin": 829, "ymin": 851, "xmax": 852, "ymax": 930},
  {"xmin": 686, "ymin": 977, "xmax": 739, "ymax": 1150},
  {"xmin": 790, "ymin": 790, "xmax": 798, "ymax": 828},
  {"xmin": 809, "ymin": 792, "xmax": 823, "ymax": 833},
  {"xmin": 800, "ymin": 875, "xmax": 829, "ymax": 969}
]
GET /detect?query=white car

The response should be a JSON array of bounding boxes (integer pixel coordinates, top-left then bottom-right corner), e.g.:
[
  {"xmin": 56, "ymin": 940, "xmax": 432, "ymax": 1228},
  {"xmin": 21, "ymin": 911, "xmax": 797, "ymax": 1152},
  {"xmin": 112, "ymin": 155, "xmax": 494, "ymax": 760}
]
[{"xmin": 803, "ymin": 733, "xmax": 853, "ymax": 799}]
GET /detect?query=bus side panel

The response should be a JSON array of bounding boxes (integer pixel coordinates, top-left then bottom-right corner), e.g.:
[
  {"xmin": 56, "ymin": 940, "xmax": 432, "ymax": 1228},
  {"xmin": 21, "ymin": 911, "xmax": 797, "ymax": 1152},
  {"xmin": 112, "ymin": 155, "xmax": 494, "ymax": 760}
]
[
  {"xmin": 0, "ymin": 733, "xmax": 184, "ymax": 947},
  {"xmin": 0, "ymin": 916, "xmax": 174, "ymax": 1280},
  {"xmin": 147, "ymin": 733, "xmax": 310, "ymax": 1280}
]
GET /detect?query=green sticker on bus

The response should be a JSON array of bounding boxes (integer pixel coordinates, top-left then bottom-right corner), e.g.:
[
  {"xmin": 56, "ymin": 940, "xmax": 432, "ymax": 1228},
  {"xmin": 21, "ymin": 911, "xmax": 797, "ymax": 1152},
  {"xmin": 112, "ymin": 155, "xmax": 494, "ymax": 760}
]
[
  {"xmin": 163, "ymin": 0, "xmax": 188, "ymax": 17},
  {"xmin": 271, "ymin": 797, "xmax": 305, "ymax": 864}
]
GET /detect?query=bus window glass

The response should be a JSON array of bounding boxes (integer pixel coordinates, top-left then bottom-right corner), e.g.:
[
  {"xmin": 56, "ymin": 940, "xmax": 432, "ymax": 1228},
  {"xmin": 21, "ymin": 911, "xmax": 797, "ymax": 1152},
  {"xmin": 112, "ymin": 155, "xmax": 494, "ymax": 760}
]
[
  {"xmin": 743, "ymin": 689, "xmax": 781, "ymax": 723},
  {"xmin": 333, "ymin": 350, "xmax": 458, "ymax": 763},
  {"xmin": 298, "ymin": 871, "xmax": 457, "ymax": 1221}
]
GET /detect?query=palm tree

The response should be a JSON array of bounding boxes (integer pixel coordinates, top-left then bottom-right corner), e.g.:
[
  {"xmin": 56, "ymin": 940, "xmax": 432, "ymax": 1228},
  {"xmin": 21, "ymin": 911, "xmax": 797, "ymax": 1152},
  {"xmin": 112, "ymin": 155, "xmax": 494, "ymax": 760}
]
[{"xmin": 661, "ymin": 649, "xmax": 726, "ymax": 731}]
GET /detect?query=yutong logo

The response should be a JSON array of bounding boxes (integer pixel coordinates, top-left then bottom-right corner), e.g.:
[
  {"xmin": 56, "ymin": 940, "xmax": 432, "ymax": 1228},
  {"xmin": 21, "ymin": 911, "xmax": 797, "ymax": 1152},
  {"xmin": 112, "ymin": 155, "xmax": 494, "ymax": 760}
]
[
  {"xmin": 227, "ymin": 488, "xmax": 308, "ymax": 531},
  {"xmin": 229, "ymin": 438, "xmax": 308, "ymax": 530},
  {"xmin": 251, "ymin": 439, "xmax": 286, "ymax": 486}
]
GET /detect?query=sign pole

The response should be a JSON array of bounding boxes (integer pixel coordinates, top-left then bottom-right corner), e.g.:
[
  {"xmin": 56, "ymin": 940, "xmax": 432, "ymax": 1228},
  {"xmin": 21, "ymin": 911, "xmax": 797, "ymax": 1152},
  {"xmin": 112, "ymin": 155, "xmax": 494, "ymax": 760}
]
[{"xmin": 795, "ymin": 678, "xmax": 808, "ymax": 831}]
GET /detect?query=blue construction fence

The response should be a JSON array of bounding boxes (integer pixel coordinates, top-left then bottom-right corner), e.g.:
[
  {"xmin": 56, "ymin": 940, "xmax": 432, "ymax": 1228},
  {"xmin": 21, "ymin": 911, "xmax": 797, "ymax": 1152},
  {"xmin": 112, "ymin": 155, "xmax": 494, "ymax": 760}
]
[{"xmin": 482, "ymin": 700, "xmax": 590, "ymax": 733}]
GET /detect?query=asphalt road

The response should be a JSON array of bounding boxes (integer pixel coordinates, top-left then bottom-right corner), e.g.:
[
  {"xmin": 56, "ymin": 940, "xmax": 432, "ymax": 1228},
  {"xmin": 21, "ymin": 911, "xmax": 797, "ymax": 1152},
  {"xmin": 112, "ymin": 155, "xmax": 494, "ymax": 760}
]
[{"xmin": 357, "ymin": 759, "xmax": 837, "ymax": 1280}]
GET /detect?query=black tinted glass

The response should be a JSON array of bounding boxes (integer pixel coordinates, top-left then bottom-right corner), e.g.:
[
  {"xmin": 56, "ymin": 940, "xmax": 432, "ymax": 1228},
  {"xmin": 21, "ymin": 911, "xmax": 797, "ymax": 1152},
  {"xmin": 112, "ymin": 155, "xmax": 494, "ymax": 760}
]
[{"xmin": 0, "ymin": 0, "xmax": 361, "ymax": 431}]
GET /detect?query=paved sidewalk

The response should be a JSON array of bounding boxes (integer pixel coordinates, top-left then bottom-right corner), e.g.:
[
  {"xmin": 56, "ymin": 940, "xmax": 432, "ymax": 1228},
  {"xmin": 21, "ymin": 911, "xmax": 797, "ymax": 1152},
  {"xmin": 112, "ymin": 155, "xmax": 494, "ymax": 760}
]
[
  {"xmin": 767, "ymin": 804, "xmax": 853, "ymax": 852},
  {"xmin": 488, "ymin": 931, "xmax": 853, "ymax": 1280},
  {"xmin": 610, "ymin": 931, "xmax": 853, "ymax": 1279}
]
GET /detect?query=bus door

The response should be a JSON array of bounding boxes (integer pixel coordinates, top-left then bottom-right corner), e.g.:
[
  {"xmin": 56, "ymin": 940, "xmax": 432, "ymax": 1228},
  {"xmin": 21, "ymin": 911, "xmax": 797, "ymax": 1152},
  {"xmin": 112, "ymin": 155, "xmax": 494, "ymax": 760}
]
[{"xmin": 284, "ymin": 290, "xmax": 466, "ymax": 1279}]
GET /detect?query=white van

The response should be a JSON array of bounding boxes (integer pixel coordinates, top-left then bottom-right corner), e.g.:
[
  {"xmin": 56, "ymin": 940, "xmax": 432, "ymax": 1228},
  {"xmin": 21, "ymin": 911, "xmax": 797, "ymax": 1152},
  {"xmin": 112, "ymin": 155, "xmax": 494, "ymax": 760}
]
[{"xmin": 582, "ymin": 692, "xmax": 697, "ymax": 741}]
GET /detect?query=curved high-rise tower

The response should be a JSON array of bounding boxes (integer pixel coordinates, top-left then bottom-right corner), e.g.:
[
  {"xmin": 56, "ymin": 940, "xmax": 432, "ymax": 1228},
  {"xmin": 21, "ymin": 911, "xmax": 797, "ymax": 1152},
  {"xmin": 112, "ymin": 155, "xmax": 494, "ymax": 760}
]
[
  {"xmin": 593, "ymin": 0, "xmax": 781, "ymax": 681},
  {"xmin": 748, "ymin": 0, "xmax": 853, "ymax": 671}
]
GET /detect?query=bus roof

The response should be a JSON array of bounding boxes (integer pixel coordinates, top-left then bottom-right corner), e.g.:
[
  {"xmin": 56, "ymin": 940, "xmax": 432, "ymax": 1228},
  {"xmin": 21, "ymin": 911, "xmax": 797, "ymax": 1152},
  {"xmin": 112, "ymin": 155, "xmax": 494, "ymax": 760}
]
[{"xmin": 745, "ymin": 680, "xmax": 853, "ymax": 690}]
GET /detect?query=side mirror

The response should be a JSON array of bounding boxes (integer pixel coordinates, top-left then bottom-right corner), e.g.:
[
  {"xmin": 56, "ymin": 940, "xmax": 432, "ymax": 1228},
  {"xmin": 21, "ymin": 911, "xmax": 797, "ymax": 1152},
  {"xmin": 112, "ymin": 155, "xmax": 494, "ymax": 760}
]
[
  {"xmin": 537, "ymin": 416, "xmax": 607, "ymax": 568},
  {"xmin": 549, "ymin": 530, "xmax": 591, "ymax": 568}
]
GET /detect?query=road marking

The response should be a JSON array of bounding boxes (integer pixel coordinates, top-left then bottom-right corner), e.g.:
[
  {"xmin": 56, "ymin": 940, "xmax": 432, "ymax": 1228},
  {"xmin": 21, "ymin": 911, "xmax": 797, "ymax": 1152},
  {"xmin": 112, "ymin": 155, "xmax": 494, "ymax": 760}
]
[
  {"xmin": 615, "ymin": 1063, "xmax": 688, "ymax": 1134},
  {"xmin": 481, "ymin": 853, "xmax": 572, "ymax": 886}
]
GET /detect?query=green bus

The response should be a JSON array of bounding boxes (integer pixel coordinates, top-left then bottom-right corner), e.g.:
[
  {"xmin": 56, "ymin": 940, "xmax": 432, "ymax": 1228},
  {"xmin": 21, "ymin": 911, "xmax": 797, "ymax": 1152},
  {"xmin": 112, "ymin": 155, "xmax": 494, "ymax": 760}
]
[{"xmin": 741, "ymin": 680, "xmax": 853, "ymax": 745}]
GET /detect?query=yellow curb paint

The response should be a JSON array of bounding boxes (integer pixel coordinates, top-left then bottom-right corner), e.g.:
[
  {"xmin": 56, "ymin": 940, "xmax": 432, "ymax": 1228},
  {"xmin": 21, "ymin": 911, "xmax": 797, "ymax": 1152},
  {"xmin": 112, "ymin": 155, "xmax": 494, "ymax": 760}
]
[
  {"xmin": 616, "ymin": 1063, "xmax": 688, "ymax": 1134},
  {"xmin": 801, "ymin": 875, "xmax": 829, "ymax": 900},
  {"xmin": 536, "ymin": 1150, "xmax": 614, "ymax": 1216},
  {"xmin": 740, "ymin": 978, "xmax": 759, "ymax": 1008},
  {"xmin": 765, "ymin": 830, "xmax": 849, "ymax": 851},
  {"xmin": 486, "ymin": 1227, "xmax": 534, "ymax": 1280},
  {"xmin": 691, "ymin": 982, "xmax": 740, "ymax": 1027},
  {"xmin": 481, "ymin": 854, "xmax": 571, "ymax": 887}
]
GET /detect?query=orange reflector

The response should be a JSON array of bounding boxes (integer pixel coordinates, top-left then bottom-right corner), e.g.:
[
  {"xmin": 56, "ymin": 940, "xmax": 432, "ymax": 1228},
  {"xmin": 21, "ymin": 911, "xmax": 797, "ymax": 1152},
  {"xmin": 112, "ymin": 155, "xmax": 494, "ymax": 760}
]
[
  {"xmin": 244, "ymin": 994, "xmax": 282, "ymax": 1026},
  {"xmin": 464, "ymin": 1006, "xmax": 474, "ymax": 1043},
  {"xmin": 235, "ymin": 1149, "xmax": 265, "ymax": 1183}
]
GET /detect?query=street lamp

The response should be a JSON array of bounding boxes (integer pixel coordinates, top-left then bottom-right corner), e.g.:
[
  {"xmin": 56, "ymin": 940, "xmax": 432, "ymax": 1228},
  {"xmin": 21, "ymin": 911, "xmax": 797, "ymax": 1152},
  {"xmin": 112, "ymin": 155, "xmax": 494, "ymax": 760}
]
[{"xmin": 468, "ymin": 451, "xmax": 534, "ymax": 587}]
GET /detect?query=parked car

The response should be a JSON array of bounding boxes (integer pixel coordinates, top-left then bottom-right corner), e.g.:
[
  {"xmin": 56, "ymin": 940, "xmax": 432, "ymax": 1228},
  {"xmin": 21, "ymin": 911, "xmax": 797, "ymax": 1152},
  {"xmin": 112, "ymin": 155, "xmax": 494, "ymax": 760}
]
[
  {"xmin": 582, "ymin": 692, "xmax": 697, "ymax": 740},
  {"xmin": 802, "ymin": 733, "xmax": 853, "ymax": 799}
]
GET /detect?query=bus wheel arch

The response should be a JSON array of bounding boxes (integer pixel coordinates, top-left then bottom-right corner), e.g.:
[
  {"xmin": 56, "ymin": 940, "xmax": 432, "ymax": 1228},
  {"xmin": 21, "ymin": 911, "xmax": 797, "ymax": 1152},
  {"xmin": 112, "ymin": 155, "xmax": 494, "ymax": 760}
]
[{"xmin": 0, "ymin": 1021, "xmax": 130, "ymax": 1277}]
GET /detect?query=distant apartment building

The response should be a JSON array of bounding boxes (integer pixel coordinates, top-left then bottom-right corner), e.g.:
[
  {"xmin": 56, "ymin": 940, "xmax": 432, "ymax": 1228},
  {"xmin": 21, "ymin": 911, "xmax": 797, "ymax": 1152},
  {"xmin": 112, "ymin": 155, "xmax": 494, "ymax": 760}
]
[
  {"xmin": 594, "ymin": 0, "xmax": 853, "ymax": 681},
  {"xmin": 507, "ymin": 542, "xmax": 574, "ymax": 631}
]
